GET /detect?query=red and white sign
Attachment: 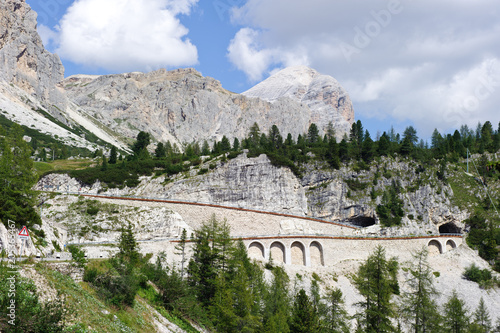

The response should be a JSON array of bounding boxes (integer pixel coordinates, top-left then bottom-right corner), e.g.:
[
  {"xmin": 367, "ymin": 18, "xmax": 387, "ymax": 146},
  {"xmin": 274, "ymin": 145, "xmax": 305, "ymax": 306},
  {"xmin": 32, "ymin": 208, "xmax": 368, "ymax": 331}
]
[{"xmin": 18, "ymin": 226, "xmax": 30, "ymax": 239}]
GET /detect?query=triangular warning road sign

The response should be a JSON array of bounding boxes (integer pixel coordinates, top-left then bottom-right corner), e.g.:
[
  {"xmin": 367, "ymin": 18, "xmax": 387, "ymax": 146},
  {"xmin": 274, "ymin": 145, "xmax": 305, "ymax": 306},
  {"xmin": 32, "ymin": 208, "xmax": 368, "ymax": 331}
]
[{"xmin": 18, "ymin": 226, "xmax": 29, "ymax": 238}]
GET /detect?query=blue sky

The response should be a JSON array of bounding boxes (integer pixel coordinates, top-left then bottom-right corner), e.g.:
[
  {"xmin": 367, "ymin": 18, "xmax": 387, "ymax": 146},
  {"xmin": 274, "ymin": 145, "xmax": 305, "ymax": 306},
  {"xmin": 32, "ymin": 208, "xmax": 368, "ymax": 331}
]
[{"xmin": 26, "ymin": 0, "xmax": 500, "ymax": 140}]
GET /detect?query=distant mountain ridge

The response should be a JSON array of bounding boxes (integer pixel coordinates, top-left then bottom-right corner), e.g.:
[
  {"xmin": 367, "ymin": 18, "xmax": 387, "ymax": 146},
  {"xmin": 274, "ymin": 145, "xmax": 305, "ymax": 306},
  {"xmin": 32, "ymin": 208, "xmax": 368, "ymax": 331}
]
[{"xmin": 0, "ymin": 0, "xmax": 355, "ymax": 150}]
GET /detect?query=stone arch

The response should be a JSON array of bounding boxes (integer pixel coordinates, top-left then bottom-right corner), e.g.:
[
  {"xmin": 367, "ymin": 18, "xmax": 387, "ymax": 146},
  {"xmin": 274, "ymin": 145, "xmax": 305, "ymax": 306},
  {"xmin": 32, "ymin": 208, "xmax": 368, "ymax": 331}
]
[
  {"xmin": 310, "ymin": 241, "xmax": 324, "ymax": 267},
  {"xmin": 270, "ymin": 241, "xmax": 286, "ymax": 264},
  {"xmin": 446, "ymin": 239, "xmax": 457, "ymax": 251},
  {"xmin": 291, "ymin": 241, "xmax": 306, "ymax": 266},
  {"xmin": 428, "ymin": 239, "xmax": 442, "ymax": 256},
  {"xmin": 248, "ymin": 241, "xmax": 265, "ymax": 259}
]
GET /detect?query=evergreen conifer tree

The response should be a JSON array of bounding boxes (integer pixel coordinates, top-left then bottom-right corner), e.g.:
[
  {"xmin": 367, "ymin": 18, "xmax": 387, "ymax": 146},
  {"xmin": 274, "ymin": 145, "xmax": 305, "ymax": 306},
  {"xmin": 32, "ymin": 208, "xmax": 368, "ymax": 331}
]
[
  {"xmin": 155, "ymin": 142, "xmax": 166, "ymax": 158},
  {"xmin": 174, "ymin": 228, "xmax": 188, "ymax": 280},
  {"xmin": 290, "ymin": 289, "xmax": 320, "ymax": 333},
  {"xmin": 401, "ymin": 248, "xmax": 442, "ymax": 333},
  {"xmin": 109, "ymin": 146, "xmax": 118, "ymax": 164},
  {"xmin": 0, "ymin": 124, "xmax": 41, "ymax": 227},
  {"xmin": 353, "ymin": 246, "xmax": 399, "ymax": 332},
  {"xmin": 471, "ymin": 297, "xmax": 492, "ymax": 333},
  {"xmin": 322, "ymin": 287, "xmax": 350, "ymax": 333},
  {"xmin": 117, "ymin": 222, "xmax": 139, "ymax": 266},
  {"xmin": 443, "ymin": 290, "xmax": 469, "ymax": 333}
]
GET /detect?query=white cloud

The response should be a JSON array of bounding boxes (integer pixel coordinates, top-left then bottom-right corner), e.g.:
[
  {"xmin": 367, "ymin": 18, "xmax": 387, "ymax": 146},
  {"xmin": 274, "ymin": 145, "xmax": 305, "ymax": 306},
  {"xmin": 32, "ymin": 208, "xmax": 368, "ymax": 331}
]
[
  {"xmin": 53, "ymin": 0, "xmax": 198, "ymax": 73},
  {"xmin": 228, "ymin": 0, "xmax": 500, "ymax": 134},
  {"xmin": 37, "ymin": 24, "xmax": 59, "ymax": 49},
  {"xmin": 227, "ymin": 28, "xmax": 273, "ymax": 82},
  {"xmin": 227, "ymin": 28, "xmax": 310, "ymax": 82}
]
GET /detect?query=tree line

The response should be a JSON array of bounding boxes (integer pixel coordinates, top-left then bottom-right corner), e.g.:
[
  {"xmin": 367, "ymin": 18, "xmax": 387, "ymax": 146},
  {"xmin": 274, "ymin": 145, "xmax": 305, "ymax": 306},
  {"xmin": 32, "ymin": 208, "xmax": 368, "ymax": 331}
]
[{"xmin": 79, "ymin": 215, "xmax": 500, "ymax": 333}]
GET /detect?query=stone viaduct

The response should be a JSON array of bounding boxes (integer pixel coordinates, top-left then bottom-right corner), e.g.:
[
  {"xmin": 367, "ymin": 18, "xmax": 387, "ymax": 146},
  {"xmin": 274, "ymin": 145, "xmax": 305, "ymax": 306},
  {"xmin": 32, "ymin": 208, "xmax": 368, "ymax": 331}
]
[{"xmin": 75, "ymin": 194, "xmax": 463, "ymax": 266}]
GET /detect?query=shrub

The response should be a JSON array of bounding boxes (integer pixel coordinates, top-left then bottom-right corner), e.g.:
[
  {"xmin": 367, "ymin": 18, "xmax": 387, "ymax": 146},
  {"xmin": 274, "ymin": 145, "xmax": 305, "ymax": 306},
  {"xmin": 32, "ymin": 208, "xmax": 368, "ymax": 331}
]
[
  {"xmin": 51, "ymin": 240, "xmax": 61, "ymax": 252},
  {"xmin": 345, "ymin": 178, "xmax": 369, "ymax": 191},
  {"xmin": 227, "ymin": 151, "xmax": 239, "ymax": 159},
  {"xmin": 198, "ymin": 168, "xmax": 209, "ymax": 175},
  {"xmin": 68, "ymin": 244, "xmax": 87, "ymax": 268},
  {"xmin": 86, "ymin": 206, "xmax": 99, "ymax": 215},
  {"xmin": 463, "ymin": 264, "xmax": 492, "ymax": 284}
]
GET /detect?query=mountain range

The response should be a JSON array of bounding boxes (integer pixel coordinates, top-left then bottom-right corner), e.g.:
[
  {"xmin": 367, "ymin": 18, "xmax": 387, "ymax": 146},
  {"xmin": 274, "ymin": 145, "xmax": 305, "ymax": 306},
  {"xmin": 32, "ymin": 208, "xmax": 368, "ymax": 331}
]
[{"xmin": 0, "ymin": 0, "xmax": 354, "ymax": 152}]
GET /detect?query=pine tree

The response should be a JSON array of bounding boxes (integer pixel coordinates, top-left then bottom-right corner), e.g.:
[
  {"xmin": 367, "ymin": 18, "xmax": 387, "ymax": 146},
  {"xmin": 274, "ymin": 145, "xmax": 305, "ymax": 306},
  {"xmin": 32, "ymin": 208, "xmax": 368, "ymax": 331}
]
[
  {"xmin": 155, "ymin": 142, "xmax": 166, "ymax": 158},
  {"xmin": 232, "ymin": 138, "xmax": 240, "ymax": 151},
  {"xmin": 263, "ymin": 267, "xmax": 291, "ymax": 332},
  {"xmin": 290, "ymin": 289, "xmax": 320, "ymax": 333},
  {"xmin": 101, "ymin": 155, "xmax": 108, "ymax": 171},
  {"xmin": 403, "ymin": 126, "xmax": 419, "ymax": 146},
  {"xmin": 362, "ymin": 130, "xmax": 375, "ymax": 163},
  {"xmin": 322, "ymin": 287, "xmax": 350, "ymax": 333},
  {"xmin": 109, "ymin": 146, "xmax": 118, "ymax": 164},
  {"xmin": 443, "ymin": 290, "xmax": 469, "ymax": 333},
  {"xmin": 220, "ymin": 135, "xmax": 231, "ymax": 152},
  {"xmin": 307, "ymin": 123, "xmax": 320, "ymax": 145},
  {"xmin": 201, "ymin": 140, "xmax": 210, "ymax": 155},
  {"xmin": 327, "ymin": 137, "xmax": 340, "ymax": 169},
  {"xmin": 117, "ymin": 222, "xmax": 140, "ymax": 266},
  {"xmin": 353, "ymin": 246, "xmax": 399, "ymax": 332},
  {"xmin": 249, "ymin": 122, "xmax": 261, "ymax": 148},
  {"xmin": 339, "ymin": 138, "xmax": 349, "ymax": 162},
  {"xmin": 326, "ymin": 121, "xmax": 336, "ymax": 140},
  {"xmin": 401, "ymin": 248, "xmax": 442, "ymax": 333},
  {"xmin": 132, "ymin": 131, "xmax": 151, "ymax": 159},
  {"xmin": 0, "ymin": 124, "xmax": 41, "ymax": 228},
  {"xmin": 471, "ymin": 297, "xmax": 492, "ymax": 332},
  {"xmin": 174, "ymin": 228, "xmax": 188, "ymax": 280},
  {"xmin": 187, "ymin": 214, "xmax": 233, "ymax": 306}
]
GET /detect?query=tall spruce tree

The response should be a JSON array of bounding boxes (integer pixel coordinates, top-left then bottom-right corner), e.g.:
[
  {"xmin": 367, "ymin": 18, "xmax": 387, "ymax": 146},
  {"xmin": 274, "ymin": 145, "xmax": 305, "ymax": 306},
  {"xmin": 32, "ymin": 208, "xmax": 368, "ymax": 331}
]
[
  {"xmin": 0, "ymin": 124, "xmax": 40, "ymax": 228},
  {"xmin": 471, "ymin": 297, "xmax": 492, "ymax": 333},
  {"xmin": 443, "ymin": 290, "xmax": 469, "ymax": 333},
  {"xmin": 117, "ymin": 221, "xmax": 140, "ymax": 266},
  {"xmin": 322, "ymin": 287, "xmax": 350, "ymax": 333},
  {"xmin": 290, "ymin": 289, "xmax": 320, "ymax": 333},
  {"xmin": 187, "ymin": 214, "xmax": 232, "ymax": 307},
  {"xmin": 353, "ymin": 246, "xmax": 399, "ymax": 332},
  {"xmin": 155, "ymin": 142, "xmax": 166, "ymax": 158},
  {"xmin": 109, "ymin": 145, "xmax": 118, "ymax": 164},
  {"xmin": 263, "ymin": 266, "xmax": 291, "ymax": 333},
  {"xmin": 401, "ymin": 248, "xmax": 442, "ymax": 333},
  {"xmin": 174, "ymin": 228, "xmax": 188, "ymax": 280}
]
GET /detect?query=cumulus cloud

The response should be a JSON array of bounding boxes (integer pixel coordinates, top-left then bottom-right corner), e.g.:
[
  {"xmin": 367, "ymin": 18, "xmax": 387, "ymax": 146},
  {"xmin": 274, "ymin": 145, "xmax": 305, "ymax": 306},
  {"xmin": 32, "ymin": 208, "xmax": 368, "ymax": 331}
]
[
  {"xmin": 38, "ymin": 24, "xmax": 59, "ymax": 49},
  {"xmin": 227, "ymin": 28, "xmax": 274, "ymax": 82},
  {"xmin": 228, "ymin": 0, "xmax": 500, "ymax": 135},
  {"xmin": 53, "ymin": 0, "xmax": 198, "ymax": 73},
  {"xmin": 227, "ymin": 28, "xmax": 310, "ymax": 82}
]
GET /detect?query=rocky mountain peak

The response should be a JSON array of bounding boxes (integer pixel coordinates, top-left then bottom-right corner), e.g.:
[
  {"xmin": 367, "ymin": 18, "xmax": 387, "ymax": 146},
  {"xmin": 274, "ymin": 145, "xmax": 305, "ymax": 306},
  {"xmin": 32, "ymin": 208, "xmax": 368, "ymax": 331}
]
[
  {"xmin": 243, "ymin": 66, "xmax": 354, "ymax": 138},
  {"xmin": 243, "ymin": 65, "xmax": 320, "ymax": 102},
  {"xmin": 0, "ymin": 0, "xmax": 66, "ymax": 111}
]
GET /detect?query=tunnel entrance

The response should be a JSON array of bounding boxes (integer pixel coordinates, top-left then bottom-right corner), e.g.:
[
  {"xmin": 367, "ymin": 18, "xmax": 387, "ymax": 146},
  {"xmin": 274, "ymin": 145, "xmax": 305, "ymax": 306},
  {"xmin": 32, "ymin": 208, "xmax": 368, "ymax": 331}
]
[
  {"xmin": 439, "ymin": 222, "xmax": 462, "ymax": 234},
  {"xmin": 349, "ymin": 216, "xmax": 376, "ymax": 227}
]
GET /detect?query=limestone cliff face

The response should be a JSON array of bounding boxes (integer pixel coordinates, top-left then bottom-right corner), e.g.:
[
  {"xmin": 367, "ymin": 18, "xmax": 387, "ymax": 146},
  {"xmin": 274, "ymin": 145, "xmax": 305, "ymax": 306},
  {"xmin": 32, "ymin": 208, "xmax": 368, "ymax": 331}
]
[
  {"xmin": 35, "ymin": 153, "xmax": 467, "ymax": 235},
  {"xmin": 0, "ymin": 0, "xmax": 66, "ymax": 112},
  {"xmin": 62, "ymin": 66, "xmax": 353, "ymax": 146}
]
